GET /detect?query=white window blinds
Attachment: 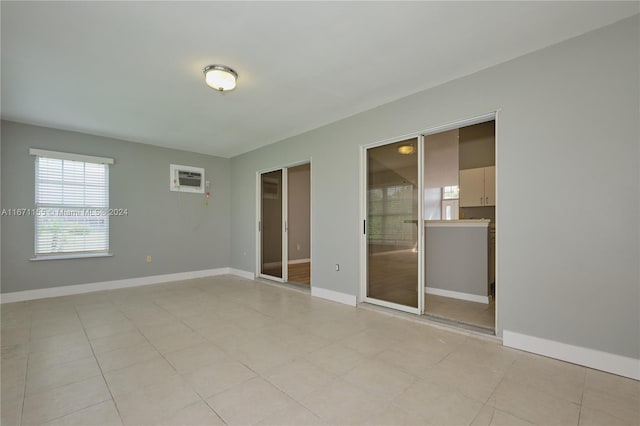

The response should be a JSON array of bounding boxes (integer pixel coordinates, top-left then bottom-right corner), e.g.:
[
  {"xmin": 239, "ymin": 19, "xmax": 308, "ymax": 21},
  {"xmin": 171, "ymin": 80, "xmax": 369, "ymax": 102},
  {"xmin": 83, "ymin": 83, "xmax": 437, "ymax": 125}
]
[{"xmin": 32, "ymin": 150, "xmax": 112, "ymax": 256}]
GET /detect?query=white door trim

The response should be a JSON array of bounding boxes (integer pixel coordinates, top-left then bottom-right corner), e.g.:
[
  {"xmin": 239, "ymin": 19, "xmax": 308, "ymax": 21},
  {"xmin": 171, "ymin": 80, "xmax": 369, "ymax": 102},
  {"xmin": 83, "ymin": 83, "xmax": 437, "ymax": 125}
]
[
  {"xmin": 281, "ymin": 167, "xmax": 289, "ymax": 283},
  {"xmin": 493, "ymin": 109, "xmax": 501, "ymax": 337},
  {"xmin": 255, "ymin": 171, "xmax": 262, "ymax": 281},
  {"xmin": 417, "ymin": 134, "xmax": 425, "ymax": 314},
  {"xmin": 359, "ymin": 146, "xmax": 367, "ymax": 305}
]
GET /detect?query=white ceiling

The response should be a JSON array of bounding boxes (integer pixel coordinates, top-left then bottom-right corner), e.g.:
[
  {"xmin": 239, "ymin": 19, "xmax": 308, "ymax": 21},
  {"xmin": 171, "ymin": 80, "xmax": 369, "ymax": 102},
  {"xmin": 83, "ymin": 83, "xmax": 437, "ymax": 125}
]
[{"xmin": 2, "ymin": 2, "xmax": 637, "ymax": 158}]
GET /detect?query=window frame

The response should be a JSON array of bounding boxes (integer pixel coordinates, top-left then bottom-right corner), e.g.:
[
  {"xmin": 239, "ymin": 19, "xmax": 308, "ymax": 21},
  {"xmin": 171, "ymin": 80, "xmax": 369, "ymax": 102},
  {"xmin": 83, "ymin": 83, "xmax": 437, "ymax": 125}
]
[{"xmin": 29, "ymin": 149, "xmax": 114, "ymax": 260}]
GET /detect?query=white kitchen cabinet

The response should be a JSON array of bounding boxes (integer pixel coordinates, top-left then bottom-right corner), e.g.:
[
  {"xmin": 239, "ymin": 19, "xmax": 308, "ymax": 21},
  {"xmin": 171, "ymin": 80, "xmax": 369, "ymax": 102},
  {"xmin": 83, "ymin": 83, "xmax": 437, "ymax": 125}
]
[
  {"xmin": 484, "ymin": 166, "xmax": 495, "ymax": 205},
  {"xmin": 459, "ymin": 168, "xmax": 484, "ymax": 207},
  {"xmin": 459, "ymin": 166, "xmax": 495, "ymax": 207}
]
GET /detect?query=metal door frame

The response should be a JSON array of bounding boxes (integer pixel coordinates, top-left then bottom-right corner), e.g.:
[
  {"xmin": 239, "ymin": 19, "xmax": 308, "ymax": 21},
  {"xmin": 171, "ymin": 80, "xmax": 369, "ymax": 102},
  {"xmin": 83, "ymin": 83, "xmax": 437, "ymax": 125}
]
[
  {"xmin": 359, "ymin": 112, "xmax": 498, "ymax": 326},
  {"xmin": 256, "ymin": 160, "xmax": 312, "ymax": 285},
  {"xmin": 359, "ymin": 135, "xmax": 424, "ymax": 315}
]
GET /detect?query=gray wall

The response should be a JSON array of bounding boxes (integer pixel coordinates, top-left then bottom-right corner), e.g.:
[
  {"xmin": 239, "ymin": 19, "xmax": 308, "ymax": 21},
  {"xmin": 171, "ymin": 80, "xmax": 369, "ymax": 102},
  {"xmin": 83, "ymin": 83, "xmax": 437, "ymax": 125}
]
[
  {"xmin": 425, "ymin": 226, "xmax": 488, "ymax": 297},
  {"xmin": 288, "ymin": 164, "xmax": 310, "ymax": 261},
  {"xmin": 1, "ymin": 121, "xmax": 231, "ymax": 293},
  {"xmin": 231, "ymin": 16, "xmax": 639, "ymax": 359}
]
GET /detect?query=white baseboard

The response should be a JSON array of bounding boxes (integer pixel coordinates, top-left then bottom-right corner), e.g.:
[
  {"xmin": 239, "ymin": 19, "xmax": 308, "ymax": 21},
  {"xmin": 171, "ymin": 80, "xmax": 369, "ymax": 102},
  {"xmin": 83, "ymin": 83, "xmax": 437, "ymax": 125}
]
[
  {"xmin": 426, "ymin": 287, "xmax": 489, "ymax": 304},
  {"xmin": 288, "ymin": 258, "xmax": 311, "ymax": 265},
  {"xmin": 311, "ymin": 287, "xmax": 357, "ymax": 307},
  {"xmin": 228, "ymin": 268, "xmax": 255, "ymax": 280},
  {"xmin": 1, "ymin": 268, "xmax": 241, "ymax": 304},
  {"xmin": 503, "ymin": 330, "xmax": 640, "ymax": 380}
]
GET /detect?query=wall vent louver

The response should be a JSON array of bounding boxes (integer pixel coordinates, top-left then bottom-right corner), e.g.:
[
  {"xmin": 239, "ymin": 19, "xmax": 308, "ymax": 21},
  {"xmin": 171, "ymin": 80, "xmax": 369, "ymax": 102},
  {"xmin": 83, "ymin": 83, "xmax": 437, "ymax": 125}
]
[{"xmin": 170, "ymin": 164, "xmax": 205, "ymax": 193}]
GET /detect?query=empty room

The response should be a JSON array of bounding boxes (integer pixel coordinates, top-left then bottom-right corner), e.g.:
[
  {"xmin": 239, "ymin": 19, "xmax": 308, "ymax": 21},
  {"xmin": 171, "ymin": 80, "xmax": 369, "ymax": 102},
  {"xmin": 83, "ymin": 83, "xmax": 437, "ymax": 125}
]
[{"xmin": 1, "ymin": 2, "xmax": 638, "ymax": 426}]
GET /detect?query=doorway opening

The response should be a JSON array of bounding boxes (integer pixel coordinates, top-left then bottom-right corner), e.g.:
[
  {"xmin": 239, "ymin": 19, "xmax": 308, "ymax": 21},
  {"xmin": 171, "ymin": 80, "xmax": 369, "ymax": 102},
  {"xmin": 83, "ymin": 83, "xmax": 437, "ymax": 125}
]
[
  {"xmin": 258, "ymin": 162, "xmax": 311, "ymax": 288},
  {"xmin": 361, "ymin": 114, "xmax": 497, "ymax": 334},
  {"xmin": 423, "ymin": 121, "xmax": 496, "ymax": 332},
  {"xmin": 287, "ymin": 163, "xmax": 311, "ymax": 286}
]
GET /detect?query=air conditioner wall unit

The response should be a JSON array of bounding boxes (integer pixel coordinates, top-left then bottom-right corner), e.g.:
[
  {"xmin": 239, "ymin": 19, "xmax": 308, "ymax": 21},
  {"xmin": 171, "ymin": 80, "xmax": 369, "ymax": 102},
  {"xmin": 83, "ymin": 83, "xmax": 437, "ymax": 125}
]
[{"xmin": 170, "ymin": 164, "xmax": 205, "ymax": 193}]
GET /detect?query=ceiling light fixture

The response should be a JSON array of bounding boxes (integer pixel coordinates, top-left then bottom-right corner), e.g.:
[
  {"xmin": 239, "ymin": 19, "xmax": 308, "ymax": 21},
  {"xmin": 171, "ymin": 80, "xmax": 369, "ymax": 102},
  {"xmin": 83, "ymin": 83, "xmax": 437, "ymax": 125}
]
[
  {"xmin": 203, "ymin": 65, "xmax": 238, "ymax": 92},
  {"xmin": 397, "ymin": 145, "xmax": 415, "ymax": 155}
]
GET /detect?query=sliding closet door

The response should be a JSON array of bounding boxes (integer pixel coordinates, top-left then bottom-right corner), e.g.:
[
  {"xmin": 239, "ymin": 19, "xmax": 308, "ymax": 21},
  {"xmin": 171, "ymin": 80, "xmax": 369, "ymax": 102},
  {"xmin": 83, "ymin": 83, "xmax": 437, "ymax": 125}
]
[
  {"xmin": 287, "ymin": 164, "xmax": 311, "ymax": 286},
  {"xmin": 365, "ymin": 138, "xmax": 421, "ymax": 311},
  {"xmin": 260, "ymin": 169, "xmax": 286, "ymax": 280}
]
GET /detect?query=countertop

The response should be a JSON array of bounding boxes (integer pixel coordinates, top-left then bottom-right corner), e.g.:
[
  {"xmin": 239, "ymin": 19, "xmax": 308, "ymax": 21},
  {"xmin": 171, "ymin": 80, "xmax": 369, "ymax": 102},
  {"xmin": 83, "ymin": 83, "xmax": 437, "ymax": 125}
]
[{"xmin": 424, "ymin": 219, "xmax": 490, "ymax": 227}]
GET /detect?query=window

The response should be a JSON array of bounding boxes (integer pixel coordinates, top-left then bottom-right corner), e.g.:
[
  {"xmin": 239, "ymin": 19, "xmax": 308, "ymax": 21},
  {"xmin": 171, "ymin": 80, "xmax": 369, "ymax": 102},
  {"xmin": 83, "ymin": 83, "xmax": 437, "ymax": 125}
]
[
  {"xmin": 30, "ymin": 149, "xmax": 113, "ymax": 258},
  {"xmin": 442, "ymin": 185, "xmax": 459, "ymax": 200},
  {"xmin": 441, "ymin": 185, "xmax": 460, "ymax": 220},
  {"xmin": 367, "ymin": 183, "xmax": 416, "ymax": 247}
]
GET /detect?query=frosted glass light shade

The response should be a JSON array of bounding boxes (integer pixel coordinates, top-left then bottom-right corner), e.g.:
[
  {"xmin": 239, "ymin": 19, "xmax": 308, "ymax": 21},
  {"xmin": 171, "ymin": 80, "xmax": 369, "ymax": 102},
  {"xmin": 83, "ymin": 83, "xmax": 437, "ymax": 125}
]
[
  {"xmin": 204, "ymin": 65, "xmax": 237, "ymax": 91},
  {"xmin": 397, "ymin": 145, "xmax": 415, "ymax": 155}
]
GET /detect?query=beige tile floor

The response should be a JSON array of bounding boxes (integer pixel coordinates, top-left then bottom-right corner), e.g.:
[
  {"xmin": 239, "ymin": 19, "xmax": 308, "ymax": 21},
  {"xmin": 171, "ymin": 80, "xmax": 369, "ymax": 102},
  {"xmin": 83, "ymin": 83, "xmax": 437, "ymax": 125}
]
[
  {"xmin": 424, "ymin": 294, "xmax": 495, "ymax": 330},
  {"xmin": 1, "ymin": 275, "xmax": 638, "ymax": 426}
]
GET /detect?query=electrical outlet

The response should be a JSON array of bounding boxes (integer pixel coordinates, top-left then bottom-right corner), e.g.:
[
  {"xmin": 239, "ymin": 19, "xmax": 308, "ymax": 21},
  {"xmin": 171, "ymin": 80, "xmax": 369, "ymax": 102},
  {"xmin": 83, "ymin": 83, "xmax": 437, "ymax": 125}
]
[
  {"xmin": 297, "ymin": 243, "xmax": 301, "ymax": 251},
  {"xmin": 146, "ymin": 255, "xmax": 152, "ymax": 263},
  {"xmin": 335, "ymin": 263, "xmax": 340, "ymax": 271}
]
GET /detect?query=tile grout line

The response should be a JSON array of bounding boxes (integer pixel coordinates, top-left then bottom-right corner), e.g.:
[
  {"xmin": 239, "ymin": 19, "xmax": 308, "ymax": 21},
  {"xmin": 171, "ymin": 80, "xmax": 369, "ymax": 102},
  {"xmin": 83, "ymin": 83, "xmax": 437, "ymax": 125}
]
[
  {"xmin": 475, "ymin": 353, "xmax": 512, "ymax": 410},
  {"xmin": 75, "ymin": 300, "xmax": 126, "ymax": 425},
  {"xmin": 168, "ymin": 288, "xmax": 344, "ymax": 424},
  {"xmin": 21, "ymin": 308, "xmax": 109, "ymax": 424},
  {"xmin": 160, "ymin": 309, "xmax": 238, "ymax": 426},
  {"xmin": 201, "ymin": 398, "xmax": 230, "ymax": 425},
  {"xmin": 576, "ymin": 368, "xmax": 588, "ymax": 425},
  {"xmin": 479, "ymin": 354, "xmax": 548, "ymax": 426},
  {"xmin": 18, "ymin": 311, "xmax": 33, "ymax": 426},
  {"xmin": 117, "ymin": 291, "xmax": 231, "ymax": 423},
  {"xmin": 33, "ymin": 400, "xmax": 116, "ymax": 425}
]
